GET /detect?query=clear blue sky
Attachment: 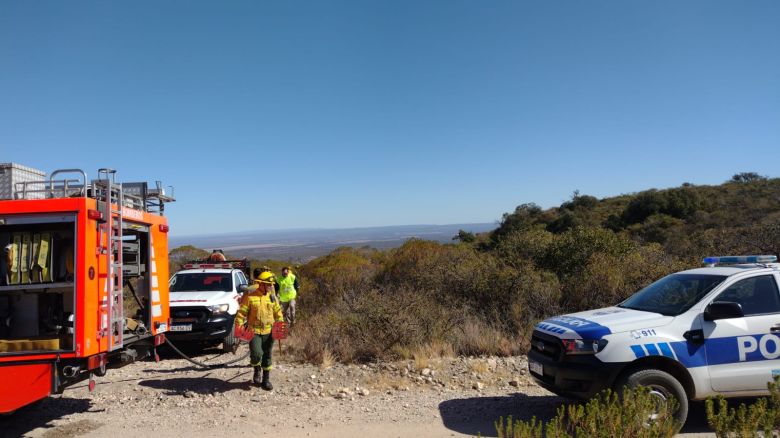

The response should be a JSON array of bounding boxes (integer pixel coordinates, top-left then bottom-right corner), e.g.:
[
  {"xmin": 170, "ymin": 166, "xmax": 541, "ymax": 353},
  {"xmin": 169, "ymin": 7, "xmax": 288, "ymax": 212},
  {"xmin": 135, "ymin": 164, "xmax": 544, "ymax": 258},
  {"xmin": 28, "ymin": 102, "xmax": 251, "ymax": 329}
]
[{"xmin": 1, "ymin": 1, "xmax": 778, "ymax": 236}]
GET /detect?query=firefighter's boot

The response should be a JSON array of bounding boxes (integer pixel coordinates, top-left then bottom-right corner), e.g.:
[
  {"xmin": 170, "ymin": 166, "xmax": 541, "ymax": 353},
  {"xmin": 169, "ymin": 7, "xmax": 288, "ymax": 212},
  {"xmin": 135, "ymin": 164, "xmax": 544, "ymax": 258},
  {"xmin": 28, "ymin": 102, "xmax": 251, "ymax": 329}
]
[
  {"xmin": 252, "ymin": 367, "xmax": 262, "ymax": 386},
  {"xmin": 260, "ymin": 369, "xmax": 273, "ymax": 391}
]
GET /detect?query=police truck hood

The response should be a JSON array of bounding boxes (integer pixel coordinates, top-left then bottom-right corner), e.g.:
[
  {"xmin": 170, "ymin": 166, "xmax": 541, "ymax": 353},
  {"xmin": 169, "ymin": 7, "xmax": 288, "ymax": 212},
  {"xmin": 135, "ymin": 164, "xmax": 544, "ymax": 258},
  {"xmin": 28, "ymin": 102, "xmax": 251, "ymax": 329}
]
[
  {"xmin": 535, "ymin": 307, "xmax": 673, "ymax": 340},
  {"xmin": 169, "ymin": 291, "xmax": 237, "ymax": 305}
]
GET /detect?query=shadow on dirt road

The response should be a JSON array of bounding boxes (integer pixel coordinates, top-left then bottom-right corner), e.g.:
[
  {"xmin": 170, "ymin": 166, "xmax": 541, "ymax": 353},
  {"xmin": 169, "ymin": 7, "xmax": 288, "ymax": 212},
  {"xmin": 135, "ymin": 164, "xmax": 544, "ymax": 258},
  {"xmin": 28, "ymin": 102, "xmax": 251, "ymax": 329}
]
[
  {"xmin": 138, "ymin": 375, "xmax": 254, "ymax": 396},
  {"xmin": 439, "ymin": 393, "xmax": 715, "ymax": 437},
  {"xmin": 0, "ymin": 397, "xmax": 94, "ymax": 437},
  {"xmin": 440, "ymin": 392, "xmax": 564, "ymax": 437}
]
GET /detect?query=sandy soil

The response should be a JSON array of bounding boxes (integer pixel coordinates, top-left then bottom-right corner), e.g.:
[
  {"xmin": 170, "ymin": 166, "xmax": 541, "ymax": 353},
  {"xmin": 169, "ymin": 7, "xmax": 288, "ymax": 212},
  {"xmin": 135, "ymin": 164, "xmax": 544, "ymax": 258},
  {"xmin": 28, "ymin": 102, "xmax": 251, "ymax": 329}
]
[{"xmin": 2, "ymin": 345, "xmax": 715, "ymax": 438}]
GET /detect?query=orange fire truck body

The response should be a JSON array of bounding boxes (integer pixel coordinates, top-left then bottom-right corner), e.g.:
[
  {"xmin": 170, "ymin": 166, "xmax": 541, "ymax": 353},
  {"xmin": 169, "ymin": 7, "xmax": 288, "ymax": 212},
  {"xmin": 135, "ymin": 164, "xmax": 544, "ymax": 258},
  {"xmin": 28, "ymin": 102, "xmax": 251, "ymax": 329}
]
[{"xmin": 0, "ymin": 169, "xmax": 173, "ymax": 413}]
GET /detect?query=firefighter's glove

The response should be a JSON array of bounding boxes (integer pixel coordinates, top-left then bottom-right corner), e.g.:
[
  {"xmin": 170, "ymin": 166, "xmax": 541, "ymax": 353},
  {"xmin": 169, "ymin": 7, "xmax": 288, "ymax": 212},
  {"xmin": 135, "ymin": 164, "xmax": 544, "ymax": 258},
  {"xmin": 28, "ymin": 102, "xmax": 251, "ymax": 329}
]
[{"xmin": 234, "ymin": 325, "xmax": 253, "ymax": 341}]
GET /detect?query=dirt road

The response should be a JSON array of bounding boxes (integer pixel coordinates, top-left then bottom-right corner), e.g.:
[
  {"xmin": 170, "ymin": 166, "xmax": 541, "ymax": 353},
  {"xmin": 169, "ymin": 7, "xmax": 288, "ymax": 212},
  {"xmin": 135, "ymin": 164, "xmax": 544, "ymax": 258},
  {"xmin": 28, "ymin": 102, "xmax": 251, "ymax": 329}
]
[{"xmin": 2, "ymin": 346, "xmax": 716, "ymax": 438}]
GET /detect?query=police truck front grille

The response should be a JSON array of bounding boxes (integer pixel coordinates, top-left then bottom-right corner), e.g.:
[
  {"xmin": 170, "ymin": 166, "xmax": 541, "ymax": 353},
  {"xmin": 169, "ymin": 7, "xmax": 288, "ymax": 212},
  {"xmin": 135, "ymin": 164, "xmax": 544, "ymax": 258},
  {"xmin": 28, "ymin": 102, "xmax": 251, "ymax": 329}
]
[{"xmin": 531, "ymin": 331, "xmax": 562, "ymax": 361}]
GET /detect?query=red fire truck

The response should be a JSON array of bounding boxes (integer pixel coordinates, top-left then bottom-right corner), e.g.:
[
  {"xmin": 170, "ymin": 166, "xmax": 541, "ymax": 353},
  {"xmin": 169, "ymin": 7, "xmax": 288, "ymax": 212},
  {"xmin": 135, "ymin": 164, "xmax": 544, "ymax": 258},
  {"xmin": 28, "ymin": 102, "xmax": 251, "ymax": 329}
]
[{"xmin": 0, "ymin": 167, "xmax": 174, "ymax": 413}]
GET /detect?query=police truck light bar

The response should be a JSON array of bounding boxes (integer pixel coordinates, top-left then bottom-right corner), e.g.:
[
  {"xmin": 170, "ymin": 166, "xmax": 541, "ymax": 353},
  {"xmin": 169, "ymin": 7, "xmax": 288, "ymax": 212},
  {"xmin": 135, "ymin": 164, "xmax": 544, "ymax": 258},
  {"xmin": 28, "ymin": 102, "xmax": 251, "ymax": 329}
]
[{"xmin": 703, "ymin": 255, "xmax": 777, "ymax": 266}]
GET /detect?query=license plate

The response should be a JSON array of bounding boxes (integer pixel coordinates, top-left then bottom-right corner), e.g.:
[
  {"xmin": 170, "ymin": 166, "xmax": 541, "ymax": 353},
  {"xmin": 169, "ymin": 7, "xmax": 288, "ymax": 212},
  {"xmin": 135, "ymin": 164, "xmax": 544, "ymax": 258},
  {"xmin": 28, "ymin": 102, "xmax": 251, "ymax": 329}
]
[
  {"xmin": 529, "ymin": 359, "xmax": 543, "ymax": 376},
  {"xmin": 170, "ymin": 324, "xmax": 192, "ymax": 332}
]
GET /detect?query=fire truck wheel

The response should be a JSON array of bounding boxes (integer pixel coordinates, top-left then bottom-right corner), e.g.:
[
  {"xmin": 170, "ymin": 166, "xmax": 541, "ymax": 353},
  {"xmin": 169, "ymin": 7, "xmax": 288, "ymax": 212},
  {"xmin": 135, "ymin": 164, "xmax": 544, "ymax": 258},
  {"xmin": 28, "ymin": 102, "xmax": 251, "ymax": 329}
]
[{"xmin": 94, "ymin": 361, "xmax": 107, "ymax": 377}]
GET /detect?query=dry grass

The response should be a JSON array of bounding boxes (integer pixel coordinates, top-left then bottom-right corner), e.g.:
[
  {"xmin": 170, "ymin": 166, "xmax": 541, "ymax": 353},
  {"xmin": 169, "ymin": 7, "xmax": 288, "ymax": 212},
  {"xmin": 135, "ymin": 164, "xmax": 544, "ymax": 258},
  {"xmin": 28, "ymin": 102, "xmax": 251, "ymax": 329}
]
[
  {"xmin": 319, "ymin": 349, "xmax": 334, "ymax": 370},
  {"xmin": 413, "ymin": 353, "xmax": 429, "ymax": 371},
  {"xmin": 365, "ymin": 372, "xmax": 409, "ymax": 391},
  {"xmin": 454, "ymin": 319, "xmax": 518, "ymax": 356},
  {"xmin": 468, "ymin": 359, "xmax": 490, "ymax": 374}
]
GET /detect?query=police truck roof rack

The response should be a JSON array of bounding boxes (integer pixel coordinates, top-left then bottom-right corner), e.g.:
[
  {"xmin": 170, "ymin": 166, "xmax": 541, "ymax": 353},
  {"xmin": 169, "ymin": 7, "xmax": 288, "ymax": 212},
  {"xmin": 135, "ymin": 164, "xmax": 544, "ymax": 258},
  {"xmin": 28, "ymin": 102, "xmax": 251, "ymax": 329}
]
[{"xmin": 702, "ymin": 255, "xmax": 778, "ymax": 267}]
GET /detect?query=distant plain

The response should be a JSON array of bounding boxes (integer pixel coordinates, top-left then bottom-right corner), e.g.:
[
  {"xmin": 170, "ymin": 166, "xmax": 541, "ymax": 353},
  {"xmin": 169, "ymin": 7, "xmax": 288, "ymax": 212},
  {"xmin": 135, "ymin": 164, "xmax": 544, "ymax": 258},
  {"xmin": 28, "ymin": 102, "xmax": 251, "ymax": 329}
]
[{"xmin": 170, "ymin": 223, "xmax": 495, "ymax": 262}]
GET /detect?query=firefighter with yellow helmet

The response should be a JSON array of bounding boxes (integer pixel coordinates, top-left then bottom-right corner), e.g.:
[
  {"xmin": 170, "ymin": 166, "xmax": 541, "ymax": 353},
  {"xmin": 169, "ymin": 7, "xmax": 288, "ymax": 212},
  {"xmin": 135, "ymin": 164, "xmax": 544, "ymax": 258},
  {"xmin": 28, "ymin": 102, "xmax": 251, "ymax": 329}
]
[{"xmin": 234, "ymin": 270, "xmax": 283, "ymax": 390}]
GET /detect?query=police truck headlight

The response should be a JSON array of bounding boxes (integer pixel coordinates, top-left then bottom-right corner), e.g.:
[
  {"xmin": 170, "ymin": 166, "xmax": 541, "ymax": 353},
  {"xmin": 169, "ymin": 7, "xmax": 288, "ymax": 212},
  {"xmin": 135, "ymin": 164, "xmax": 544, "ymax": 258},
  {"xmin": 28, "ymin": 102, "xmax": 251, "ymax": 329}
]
[
  {"xmin": 561, "ymin": 339, "xmax": 608, "ymax": 355},
  {"xmin": 208, "ymin": 304, "xmax": 230, "ymax": 314}
]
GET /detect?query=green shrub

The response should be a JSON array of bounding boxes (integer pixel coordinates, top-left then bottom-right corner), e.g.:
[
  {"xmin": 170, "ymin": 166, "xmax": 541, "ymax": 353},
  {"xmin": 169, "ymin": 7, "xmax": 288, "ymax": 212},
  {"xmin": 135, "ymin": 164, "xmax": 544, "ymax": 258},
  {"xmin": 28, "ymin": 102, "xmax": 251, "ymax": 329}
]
[
  {"xmin": 705, "ymin": 375, "xmax": 780, "ymax": 437},
  {"xmin": 495, "ymin": 386, "xmax": 678, "ymax": 438}
]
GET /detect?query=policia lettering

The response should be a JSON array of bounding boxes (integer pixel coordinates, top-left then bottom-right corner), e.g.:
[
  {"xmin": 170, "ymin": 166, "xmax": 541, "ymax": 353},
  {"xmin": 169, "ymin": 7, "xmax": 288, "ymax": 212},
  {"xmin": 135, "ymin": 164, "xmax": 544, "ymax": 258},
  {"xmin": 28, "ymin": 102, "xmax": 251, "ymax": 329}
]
[
  {"xmin": 235, "ymin": 271, "xmax": 283, "ymax": 390},
  {"xmin": 739, "ymin": 334, "xmax": 780, "ymax": 362}
]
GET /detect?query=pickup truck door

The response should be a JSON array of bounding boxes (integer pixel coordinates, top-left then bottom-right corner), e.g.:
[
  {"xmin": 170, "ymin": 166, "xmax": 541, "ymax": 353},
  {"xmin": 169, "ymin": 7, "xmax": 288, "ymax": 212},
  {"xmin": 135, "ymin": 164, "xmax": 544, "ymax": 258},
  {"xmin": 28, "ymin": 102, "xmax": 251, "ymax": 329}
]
[{"xmin": 704, "ymin": 274, "xmax": 780, "ymax": 392}]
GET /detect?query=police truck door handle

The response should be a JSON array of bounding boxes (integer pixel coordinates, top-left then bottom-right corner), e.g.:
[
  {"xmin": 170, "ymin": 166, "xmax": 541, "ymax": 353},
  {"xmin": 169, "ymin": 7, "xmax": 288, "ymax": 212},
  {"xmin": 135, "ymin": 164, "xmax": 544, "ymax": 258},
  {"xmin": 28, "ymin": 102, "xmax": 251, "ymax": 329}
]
[{"xmin": 771, "ymin": 325, "xmax": 780, "ymax": 333}]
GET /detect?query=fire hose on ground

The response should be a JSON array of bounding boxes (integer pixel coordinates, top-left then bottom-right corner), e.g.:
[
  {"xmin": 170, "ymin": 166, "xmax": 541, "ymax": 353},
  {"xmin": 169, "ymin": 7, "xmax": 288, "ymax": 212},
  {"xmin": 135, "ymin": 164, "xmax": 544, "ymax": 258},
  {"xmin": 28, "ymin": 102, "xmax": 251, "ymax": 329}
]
[
  {"xmin": 162, "ymin": 321, "xmax": 288, "ymax": 370},
  {"xmin": 164, "ymin": 338, "xmax": 250, "ymax": 369}
]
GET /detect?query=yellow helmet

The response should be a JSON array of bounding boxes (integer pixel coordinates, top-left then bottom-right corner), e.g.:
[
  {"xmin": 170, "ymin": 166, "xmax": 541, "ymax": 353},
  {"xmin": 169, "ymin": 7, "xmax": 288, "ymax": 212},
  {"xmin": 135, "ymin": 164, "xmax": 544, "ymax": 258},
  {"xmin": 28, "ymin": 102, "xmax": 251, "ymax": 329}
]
[{"xmin": 255, "ymin": 271, "xmax": 276, "ymax": 285}]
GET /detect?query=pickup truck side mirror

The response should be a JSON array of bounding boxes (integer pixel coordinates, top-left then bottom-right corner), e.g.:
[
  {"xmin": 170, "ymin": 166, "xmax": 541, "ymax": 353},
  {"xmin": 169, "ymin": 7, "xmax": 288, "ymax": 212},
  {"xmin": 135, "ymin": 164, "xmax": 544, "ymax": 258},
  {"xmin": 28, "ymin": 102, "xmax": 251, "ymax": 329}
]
[
  {"xmin": 238, "ymin": 284, "xmax": 249, "ymax": 293},
  {"xmin": 704, "ymin": 301, "xmax": 744, "ymax": 321}
]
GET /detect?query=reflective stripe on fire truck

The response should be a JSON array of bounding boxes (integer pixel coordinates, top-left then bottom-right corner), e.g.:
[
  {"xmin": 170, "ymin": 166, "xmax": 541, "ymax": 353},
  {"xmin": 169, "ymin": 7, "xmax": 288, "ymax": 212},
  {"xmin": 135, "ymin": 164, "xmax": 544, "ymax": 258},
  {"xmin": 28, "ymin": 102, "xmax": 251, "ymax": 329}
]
[{"xmin": 149, "ymin": 237, "xmax": 162, "ymax": 317}]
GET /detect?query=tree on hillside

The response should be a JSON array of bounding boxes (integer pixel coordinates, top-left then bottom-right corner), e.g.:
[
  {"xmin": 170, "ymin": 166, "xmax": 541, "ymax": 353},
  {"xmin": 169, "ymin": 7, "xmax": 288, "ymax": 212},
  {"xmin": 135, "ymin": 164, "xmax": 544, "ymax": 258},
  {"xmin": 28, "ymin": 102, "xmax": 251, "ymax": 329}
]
[
  {"xmin": 730, "ymin": 172, "xmax": 767, "ymax": 183},
  {"xmin": 169, "ymin": 245, "xmax": 210, "ymax": 271},
  {"xmin": 490, "ymin": 203, "xmax": 548, "ymax": 243},
  {"xmin": 453, "ymin": 229, "xmax": 476, "ymax": 243}
]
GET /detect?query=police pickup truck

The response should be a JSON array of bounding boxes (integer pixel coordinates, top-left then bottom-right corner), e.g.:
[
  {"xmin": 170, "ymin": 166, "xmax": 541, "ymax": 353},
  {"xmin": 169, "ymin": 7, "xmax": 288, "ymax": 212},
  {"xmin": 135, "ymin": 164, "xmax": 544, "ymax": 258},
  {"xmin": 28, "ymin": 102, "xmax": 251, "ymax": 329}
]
[
  {"xmin": 167, "ymin": 260, "xmax": 250, "ymax": 352},
  {"xmin": 528, "ymin": 255, "xmax": 780, "ymax": 425}
]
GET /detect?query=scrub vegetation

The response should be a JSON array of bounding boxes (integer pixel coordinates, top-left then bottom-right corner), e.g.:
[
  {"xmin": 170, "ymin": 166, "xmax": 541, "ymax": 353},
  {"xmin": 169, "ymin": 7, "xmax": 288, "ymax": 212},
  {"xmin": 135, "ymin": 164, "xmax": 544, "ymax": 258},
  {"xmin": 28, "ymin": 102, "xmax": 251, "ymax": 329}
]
[
  {"xmin": 494, "ymin": 386, "xmax": 678, "ymax": 437},
  {"xmin": 705, "ymin": 375, "xmax": 780, "ymax": 437},
  {"xmin": 171, "ymin": 174, "xmax": 780, "ymax": 364}
]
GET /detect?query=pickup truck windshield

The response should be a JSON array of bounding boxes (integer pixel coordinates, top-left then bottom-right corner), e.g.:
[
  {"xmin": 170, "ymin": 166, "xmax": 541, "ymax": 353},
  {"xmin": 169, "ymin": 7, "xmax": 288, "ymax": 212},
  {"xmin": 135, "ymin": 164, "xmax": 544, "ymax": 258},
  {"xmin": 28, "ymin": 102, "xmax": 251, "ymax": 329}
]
[
  {"xmin": 170, "ymin": 273, "xmax": 233, "ymax": 292},
  {"xmin": 618, "ymin": 273, "xmax": 727, "ymax": 316}
]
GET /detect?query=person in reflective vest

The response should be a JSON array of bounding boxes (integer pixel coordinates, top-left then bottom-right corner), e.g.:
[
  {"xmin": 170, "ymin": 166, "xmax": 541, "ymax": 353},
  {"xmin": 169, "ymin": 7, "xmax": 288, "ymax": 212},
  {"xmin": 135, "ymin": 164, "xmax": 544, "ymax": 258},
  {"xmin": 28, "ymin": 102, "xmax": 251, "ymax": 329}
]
[
  {"xmin": 234, "ymin": 271, "xmax": 283, "ymax": 390},
  {"xmin": 277, "ymin": 266, "xmax": 299, "ymax": 325}
]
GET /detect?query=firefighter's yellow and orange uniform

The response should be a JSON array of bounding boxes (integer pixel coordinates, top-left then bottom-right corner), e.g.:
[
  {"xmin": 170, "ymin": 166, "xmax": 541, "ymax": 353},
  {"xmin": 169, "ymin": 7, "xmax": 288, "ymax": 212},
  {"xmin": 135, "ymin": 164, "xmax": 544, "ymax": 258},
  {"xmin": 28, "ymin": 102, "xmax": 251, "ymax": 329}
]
[{"xmin": 234, "ymin": 271, "xmax": 283, "ymax": 390}]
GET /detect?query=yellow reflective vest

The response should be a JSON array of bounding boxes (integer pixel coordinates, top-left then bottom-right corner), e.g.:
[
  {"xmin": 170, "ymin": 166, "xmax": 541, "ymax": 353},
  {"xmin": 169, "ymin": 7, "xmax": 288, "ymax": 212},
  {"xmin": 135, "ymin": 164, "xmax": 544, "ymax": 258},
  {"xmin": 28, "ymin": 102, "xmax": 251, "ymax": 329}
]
[
  {"xmin": 278, "ymin": 273, "xmax": 297, "ymax": 302},
  {"xmin": 234, "ymin": 290, "xmax": 283, "ymax": 335}
]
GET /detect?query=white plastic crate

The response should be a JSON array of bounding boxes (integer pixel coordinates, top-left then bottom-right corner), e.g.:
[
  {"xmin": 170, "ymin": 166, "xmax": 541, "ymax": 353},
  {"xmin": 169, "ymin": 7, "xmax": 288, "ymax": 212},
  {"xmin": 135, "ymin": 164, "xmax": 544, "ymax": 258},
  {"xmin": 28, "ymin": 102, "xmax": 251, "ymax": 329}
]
[{"xmin": 0, "ymin": 163, "xmax": 46, "ymax": 200}]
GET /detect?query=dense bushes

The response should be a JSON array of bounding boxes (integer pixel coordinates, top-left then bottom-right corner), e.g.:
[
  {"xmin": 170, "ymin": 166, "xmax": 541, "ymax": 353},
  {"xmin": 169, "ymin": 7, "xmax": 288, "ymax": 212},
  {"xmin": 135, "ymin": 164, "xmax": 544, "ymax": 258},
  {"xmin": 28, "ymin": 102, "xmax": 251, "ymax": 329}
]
[
  {"xmin": 705, "ymin": 376, "xmax": 780, "ymax": 437},
  {"xmin": 232, "ymin": 176, "xmax": 780, "ymax": 363},
  {"xmin": 287, "ymin": 227, "xmax": 684, "ymax": 363}
]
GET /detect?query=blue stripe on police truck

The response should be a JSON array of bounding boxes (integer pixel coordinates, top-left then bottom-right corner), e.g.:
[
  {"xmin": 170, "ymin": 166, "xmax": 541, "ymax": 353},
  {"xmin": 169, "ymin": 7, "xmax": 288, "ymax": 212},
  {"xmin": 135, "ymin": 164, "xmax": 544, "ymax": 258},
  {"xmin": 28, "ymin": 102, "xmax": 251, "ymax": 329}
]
[
  {"xmin": 630, "ymin": 333, "xmax": 780, "ymax": 369},
  {"xmin": 670, "ymin": 341, "xmax": 707, "ymax": 368},
  {"xmin": 630, "ymin": 342, "xmax": 677, "ymax": 360},
  {"xmin": 535, "ymin": 323, "xmax": 567, "ymax": 335},
  {"xmin": 538, "ymin": 316, "xmax": 612, "ymax": 339},
  {"xmin": 657, "ymin": 342, "xmax": 676, "ymax": 359}
]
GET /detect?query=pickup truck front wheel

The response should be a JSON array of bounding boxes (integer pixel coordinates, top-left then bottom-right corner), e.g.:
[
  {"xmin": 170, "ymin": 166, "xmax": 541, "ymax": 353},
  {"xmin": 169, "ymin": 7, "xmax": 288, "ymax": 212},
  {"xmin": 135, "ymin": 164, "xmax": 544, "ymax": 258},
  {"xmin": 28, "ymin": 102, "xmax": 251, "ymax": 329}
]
[
  {"xmin": 616, "ymin": 368, "xmax": 688, "ymax": 429},
  {"xmin": 222, "ymin": 330, "xmax": 238, "ymax": 354}
]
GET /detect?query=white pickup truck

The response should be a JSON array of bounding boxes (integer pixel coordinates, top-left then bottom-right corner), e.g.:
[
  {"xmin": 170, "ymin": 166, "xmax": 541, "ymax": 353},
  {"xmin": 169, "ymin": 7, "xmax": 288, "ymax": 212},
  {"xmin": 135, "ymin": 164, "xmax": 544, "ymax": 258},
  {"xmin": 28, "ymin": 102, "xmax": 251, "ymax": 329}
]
[
  {"xmin": 528, "ymin": 254, "xmax": 780, "ymax": 425},
  {"xmin": 167, "ymin": 260, "xmax": 250, "ymax": 352}
]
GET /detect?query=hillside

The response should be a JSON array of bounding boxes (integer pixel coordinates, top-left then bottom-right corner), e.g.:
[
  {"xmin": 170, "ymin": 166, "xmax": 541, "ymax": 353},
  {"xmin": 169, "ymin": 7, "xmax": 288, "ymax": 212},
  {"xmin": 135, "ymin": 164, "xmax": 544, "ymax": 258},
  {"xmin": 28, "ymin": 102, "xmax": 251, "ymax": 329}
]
[
  {"xmin": 488, "ymin": 173, "xmax": 780, "ymax": 261},
  {"xmin": 169, "ymin": 173, "xmax": 780, "ymax": 364}
]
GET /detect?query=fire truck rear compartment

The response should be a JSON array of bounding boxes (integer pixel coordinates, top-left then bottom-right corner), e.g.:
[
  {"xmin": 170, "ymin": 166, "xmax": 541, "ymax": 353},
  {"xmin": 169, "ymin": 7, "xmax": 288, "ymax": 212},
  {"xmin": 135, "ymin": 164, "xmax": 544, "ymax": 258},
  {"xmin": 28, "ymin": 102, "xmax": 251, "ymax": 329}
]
[{"xmin": 0, "ymin": 216, "xmax": 76, "ymax": 354}]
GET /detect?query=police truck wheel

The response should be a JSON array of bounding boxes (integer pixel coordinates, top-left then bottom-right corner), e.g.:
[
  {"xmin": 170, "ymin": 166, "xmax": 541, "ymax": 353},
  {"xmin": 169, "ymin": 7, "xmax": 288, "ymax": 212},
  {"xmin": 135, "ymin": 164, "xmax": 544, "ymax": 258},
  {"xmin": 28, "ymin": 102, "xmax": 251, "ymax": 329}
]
[{"xmin": 616, "ymin": 369, "xmax": 689, "ymax": 428}]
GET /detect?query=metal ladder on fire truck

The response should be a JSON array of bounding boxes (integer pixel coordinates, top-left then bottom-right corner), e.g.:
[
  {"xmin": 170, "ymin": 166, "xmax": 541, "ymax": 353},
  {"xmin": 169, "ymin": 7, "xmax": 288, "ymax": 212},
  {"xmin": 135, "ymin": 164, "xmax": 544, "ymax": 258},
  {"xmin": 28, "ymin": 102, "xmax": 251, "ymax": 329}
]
[{"xmin": 94, "ymin": 168, "xmax": 124, "ymax": 352}]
